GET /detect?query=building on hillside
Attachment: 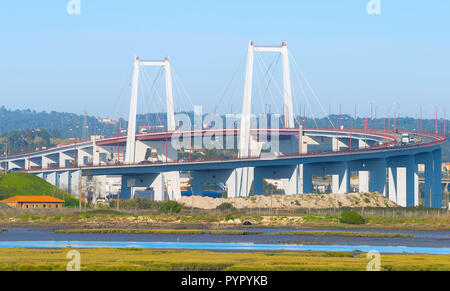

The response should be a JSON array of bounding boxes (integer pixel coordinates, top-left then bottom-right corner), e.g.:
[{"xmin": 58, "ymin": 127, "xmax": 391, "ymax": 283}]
[
  {"xmin": 0, "ymin": 196, "xmax": 64, "ymax": 209},
  {"xmin": 97, "ymin": 118, "xmax": 117, "ymax": 125}
]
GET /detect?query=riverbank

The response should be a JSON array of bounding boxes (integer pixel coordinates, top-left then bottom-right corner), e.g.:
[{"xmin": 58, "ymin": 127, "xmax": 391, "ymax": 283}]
[
  {"xmin": 0, "ymin": 248, "xmax": 449, "ymax": 271},
  {"xmin": 1, "ymin": 209, "xmax": 449, "ymax": 231},
  {"xmin": 54, "ymin": 228, "xmax": 413, "ymax": 238}
]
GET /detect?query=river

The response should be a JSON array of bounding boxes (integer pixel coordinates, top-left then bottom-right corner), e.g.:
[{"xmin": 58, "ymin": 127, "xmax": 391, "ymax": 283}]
[{"xmin": 0, "ymin": 226, "xmax": 449, "ymax": 254}]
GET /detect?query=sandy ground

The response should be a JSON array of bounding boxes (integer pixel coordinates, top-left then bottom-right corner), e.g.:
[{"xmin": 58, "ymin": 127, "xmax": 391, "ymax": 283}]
[{"xmin": 178, "ymin": 192, "xmax": 398, "ymax": 210}]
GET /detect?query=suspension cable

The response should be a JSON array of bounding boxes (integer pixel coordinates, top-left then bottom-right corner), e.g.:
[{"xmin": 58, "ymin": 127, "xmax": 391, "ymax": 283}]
[
  {"xmin": 213, "ymin": 52, "xmax": 247, "ymax": 114},
  {"xmin": 290, "ymin": 53, "xmax": 335, "ymax": 128}
]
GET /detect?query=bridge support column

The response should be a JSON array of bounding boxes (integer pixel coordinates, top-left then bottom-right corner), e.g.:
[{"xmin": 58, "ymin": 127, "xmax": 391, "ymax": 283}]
[
  {"xmin": 253, "ymin": 169, "xmax": 263, "ymax": 196},
  {"xmin": 152, "ymin": 174, "xmax": 165, "ymax": 201},
  {"xmin": 358, "ymin": 139, "xmax": 368, "ymax": 149},
  {"xmin": 301, "ymin": 164, "xmax": 313, "ymax": 194},
  {"xmin": 420, "ymin": 153, "xmax": 434, "ymax": 207},
  {"xmin": 0, "ymin": 161, "xmax": 7, "ymax": 171},
  {"xmin": 165, "ymin": 172, "xmax": 181, "ymax": 200},
  {"xmin": 387, "ymin": 156, "xmax": 415, "ymax": 207},
  {"xmin": 121, "ymin": 174, "xmax": 166, "ymax": 201},
  {"xmin": 70, "ymin": 171, "xmax": 81, "ymax": 196},
  {"xmin": 358, "ymin": 171, "xmax": 369, "ymax": 193},
  {"xmin": 59, "ymin": 152, "xmax": 73, "ymax": 168},
  {"xmin": 77, "ymin": 148, "xmax": 93, "ymax": 166},
  {"xmin": 349, "ymin": 159, "xmax": 386, "ymax": 195},
  {"xmin": 192, "ymin": 170, "xmax": 236, "ymax": 198},
  {"xmin": 42, "ymin": 155, "xmax": 58, "ymax": 169},
  {"xmin": 369, "ymin": 159, "xmax": 387, "ymax": 196},
  {"xmin": 414, "ymin": 161, "xmax": 420, "ymax": 207},
  {"xmin": 388, "ymin": 166, "xmax": 397, "ymax": 203},
  {"xmin": 6, "ymin": 161, "xmax": 16, "ymax": 171},
  {"xmin": 26, "ymin": 157, "xmax": 41, "ymax": 170},
  {"xmin": 332, "ymin": 137, "xmax": 350, "ymax": 152},
  {"xmin": 45, "ymin": 172, "xmax": 57, "ymax": 186},
  {"xmin": 331, "ymin": 162, "xmax": 350, "ymax": 194},
  {"xmin": 234, "ymin": 167, "xmax": 254, "ymax": 197},
  {"xmin": 432, "ymin": 149, "xmax": 442, "ymax": 208},
  {"xmin": 192, "ymin": 172, "xmax": 203, "ymax": 196},
  {"xmin": 397, "ymin": 158, "xmax": 415, "ymax": 207},
  {"xmin": 253, "ymin": 165, "xmax": 302, "ymax": 195},
  {"xmin": 120, "ymin": 176, "xmax": 132, "ymax": 200},
  {"xmin": 135, "ymin": 140, "xmax": 181, "ymax": 200},
  {"xmin": 58, "ymin": 171, "xmax": 70, "ymax": 192},
  {"xmin": 9, "ymin": 160, "xmax": 25, "ymax": 170}
]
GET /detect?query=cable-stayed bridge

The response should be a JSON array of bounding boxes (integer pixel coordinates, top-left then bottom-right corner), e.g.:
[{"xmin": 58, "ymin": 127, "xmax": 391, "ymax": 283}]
[{"xmin": 0, "ymin": 42, "xmax": 446, "ymax": 208}]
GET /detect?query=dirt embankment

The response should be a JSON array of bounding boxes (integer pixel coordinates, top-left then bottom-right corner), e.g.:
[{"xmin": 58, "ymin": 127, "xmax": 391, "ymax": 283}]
[{"xmin": 178, "ymin": 193, "xmax": 398, "ymax": 210}]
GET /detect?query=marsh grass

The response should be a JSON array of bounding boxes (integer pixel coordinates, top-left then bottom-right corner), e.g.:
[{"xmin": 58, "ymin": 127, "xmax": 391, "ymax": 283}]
[{"xmin": 0, "ymin": 248, "xmax": 448, "ymax": 271}]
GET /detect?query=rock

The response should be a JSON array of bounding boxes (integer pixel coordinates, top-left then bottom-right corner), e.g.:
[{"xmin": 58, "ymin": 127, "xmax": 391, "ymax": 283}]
[{"xmin": 243, "ymin": 219, "xmax": 258, "ymax": 226}]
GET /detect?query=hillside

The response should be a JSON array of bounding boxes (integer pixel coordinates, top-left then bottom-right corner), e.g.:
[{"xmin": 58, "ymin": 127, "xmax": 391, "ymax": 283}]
[{"xmin": 0, "ymin": 173, "xmax": 80, "ymax": 207}]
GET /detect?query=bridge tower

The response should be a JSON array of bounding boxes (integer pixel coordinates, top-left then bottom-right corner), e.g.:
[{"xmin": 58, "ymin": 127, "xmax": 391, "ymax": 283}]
[
  {"xmin": 125, "ymin": 57, "xmax": 176, "ymax": 163},
  {"xmin": 239, "ymin": 41, "xmax": 294, "ymax": 158},
  {"xmin": 123, "ymin": 56, "xmax": 180, "ymax": 201},
  {"xmin": 235, "ymin": 42, "xmax": 295, "ymax": 197}
]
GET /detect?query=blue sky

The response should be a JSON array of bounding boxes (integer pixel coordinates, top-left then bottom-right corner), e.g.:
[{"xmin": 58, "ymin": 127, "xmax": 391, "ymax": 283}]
[{"xmin": 0, "ymin": 0, "xmax": 449, "ymax": 119}]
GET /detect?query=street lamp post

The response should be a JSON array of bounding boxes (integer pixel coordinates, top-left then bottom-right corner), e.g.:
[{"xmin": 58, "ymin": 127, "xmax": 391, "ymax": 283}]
[
  {"xmin": 74, "ymin": 127, "xmax": 77, "ymax": 167},
  {"xmin": 2, "ymin": 141, "xmax": 7, "ymax": 174},
  {"xmin": 27, "ymin": 129, "xmax": 34, "ymax": 170}
]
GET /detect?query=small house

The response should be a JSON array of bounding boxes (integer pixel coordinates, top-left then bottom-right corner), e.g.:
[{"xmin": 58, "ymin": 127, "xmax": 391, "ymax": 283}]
[{"xmin": 0, "ymin": 196, "xmax": 64, "ymax": 209}]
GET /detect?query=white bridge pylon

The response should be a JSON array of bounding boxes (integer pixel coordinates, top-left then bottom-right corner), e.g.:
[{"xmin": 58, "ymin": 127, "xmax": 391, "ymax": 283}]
[
  {"xmin": 239, "ymin": 41, "xmax": 295, "ymax": 158},
  {"xmin": 125, "ymin": 56, "xmax": 176, "ymax": 163}
]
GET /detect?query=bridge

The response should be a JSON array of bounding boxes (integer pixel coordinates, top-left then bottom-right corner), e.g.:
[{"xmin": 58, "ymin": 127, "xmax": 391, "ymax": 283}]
[{"xmin": 0, "ymin": 42, "xmax": 446, "ymax": 208}]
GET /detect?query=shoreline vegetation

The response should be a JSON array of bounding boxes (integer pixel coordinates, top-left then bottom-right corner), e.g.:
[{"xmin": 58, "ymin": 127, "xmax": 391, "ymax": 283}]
[
  {"xmin": 267, "ymin": 231, "xmax": 413, "ymax": 238},
  {"xmin": 0, "ymin": 208, "xmax": 449, "ymax": 231},
  {"xmin": 54, "ymin": 228, "xmax": 413, "ymax": 238},
  {"xmin": 55, "ymin": 229, "xmax": 264, "ymax": 235},
  {"xmin": 0, "ymin": 248, "xmax": 449, "ymax": 271}
]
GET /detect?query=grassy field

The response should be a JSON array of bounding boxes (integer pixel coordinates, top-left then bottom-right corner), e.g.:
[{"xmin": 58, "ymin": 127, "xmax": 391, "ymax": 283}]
[
  {"xmin": 0, "ymin": 248, "xmax": 448, "ymax": 271},
  {"xmin": 0, "ymin": 173, "xmax": 81, "ymax": 207}
]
